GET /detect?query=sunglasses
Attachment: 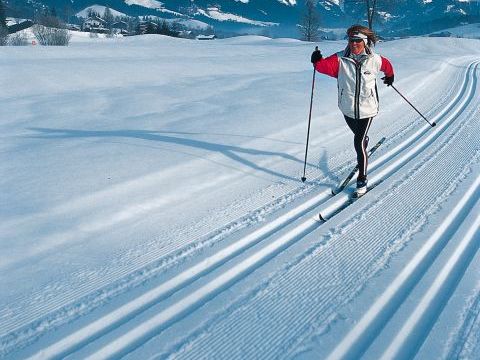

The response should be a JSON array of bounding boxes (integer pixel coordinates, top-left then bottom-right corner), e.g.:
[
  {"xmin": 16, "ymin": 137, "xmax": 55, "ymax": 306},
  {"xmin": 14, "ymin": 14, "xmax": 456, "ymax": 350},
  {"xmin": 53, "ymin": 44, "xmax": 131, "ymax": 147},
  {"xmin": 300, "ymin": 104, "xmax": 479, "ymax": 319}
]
[{"xmin": 349, "ymin": 38, "xmax": 364, "ymax": 43}]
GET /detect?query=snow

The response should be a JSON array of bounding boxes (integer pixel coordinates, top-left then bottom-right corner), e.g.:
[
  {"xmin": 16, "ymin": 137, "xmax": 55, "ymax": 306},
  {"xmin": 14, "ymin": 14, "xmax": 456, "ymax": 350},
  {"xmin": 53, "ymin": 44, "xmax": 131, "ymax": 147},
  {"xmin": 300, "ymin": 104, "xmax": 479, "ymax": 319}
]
[
  {"xmin": 1, "ymin": 32, "xmax": 480, "ymax": 360},
  {"xmin": 76, "ymin": 5, "xmax": 127, "ymax": 18},
  {"xmin": 134, "ymin": 16, "xmax": 210, "ymax": 30},
  {"xmin": 435, "ymin": 22, "xmax": 480, "ymax": 39},
  {"xmin": 197, "ymin": 8, "xmax": 278, "ymax": 27},
  {"xmin": 124, "ymin": 0, "xmax": 164, "ymax": 10},
  {"xmin": 278, "ymin": 0, "xmax": 297, "ymax": 5},
  {"xmin": 124, "ymin": 0, "xmax": 182, "ymax": 15}
]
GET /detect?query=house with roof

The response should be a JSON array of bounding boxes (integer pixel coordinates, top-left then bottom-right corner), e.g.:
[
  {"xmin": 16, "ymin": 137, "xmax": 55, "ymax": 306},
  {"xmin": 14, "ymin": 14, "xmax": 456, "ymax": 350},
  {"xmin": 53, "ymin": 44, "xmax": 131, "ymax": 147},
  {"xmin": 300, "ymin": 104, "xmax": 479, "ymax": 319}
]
[
  {"xmin": 82, "ymin": 16, "xmax": 108, "ymax": 33},
  {"xmin": 112, "ymin": 21, "xmax": 129, "ymax": 35}
]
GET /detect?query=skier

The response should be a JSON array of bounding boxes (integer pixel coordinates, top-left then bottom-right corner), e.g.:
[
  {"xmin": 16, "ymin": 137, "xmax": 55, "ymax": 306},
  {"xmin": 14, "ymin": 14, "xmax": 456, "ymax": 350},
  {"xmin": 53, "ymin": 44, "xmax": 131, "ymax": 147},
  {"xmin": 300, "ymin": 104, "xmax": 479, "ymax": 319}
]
[{"xmin": 311, "ymin": 25, "xmax": 394, "ymax": 196}]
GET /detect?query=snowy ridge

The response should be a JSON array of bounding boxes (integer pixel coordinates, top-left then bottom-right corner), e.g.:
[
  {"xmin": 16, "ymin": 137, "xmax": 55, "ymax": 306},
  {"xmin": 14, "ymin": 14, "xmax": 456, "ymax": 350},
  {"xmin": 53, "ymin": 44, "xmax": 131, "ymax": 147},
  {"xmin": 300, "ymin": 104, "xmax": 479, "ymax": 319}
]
[
  {"xmin": 14, "ymin": 59, "xmax": 479, "ymax": 359},
  {"xmin": 76, "ymin": 5, "xmax": 127, "ymax": 18},
  {"xmin": 196, "ymin": 8, "xmax": 278, "ymax": 27}
]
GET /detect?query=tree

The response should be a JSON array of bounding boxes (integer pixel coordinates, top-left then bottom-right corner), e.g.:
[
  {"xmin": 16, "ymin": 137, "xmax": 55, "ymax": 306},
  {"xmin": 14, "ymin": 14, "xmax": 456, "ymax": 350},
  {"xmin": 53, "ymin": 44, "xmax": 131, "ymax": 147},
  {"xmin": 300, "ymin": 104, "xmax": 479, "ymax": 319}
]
[
  {"xmin": 32, "ymin": 24, "xmax": 71, "ymax": 45},
  {"xmin": 365, "ymin": 0, "xmax": 378, "ymax": 29},
  {"xmin": 0, "ymin": 0, "xmax": 7, "ymax": 30},
  {"xmin": 299, "ymin": 0, "xmax": 320, "ymax": 42},
  {"xmin": 103, "ymin": 7, "xmax": 114, "ymax": 30},
  {"xmin": 0, "ymin": 26, "xmax": 8, "ymax": 46},
  {"xmin": 87, "ymin": 9, "xmax": 100, "ymax": 18}
]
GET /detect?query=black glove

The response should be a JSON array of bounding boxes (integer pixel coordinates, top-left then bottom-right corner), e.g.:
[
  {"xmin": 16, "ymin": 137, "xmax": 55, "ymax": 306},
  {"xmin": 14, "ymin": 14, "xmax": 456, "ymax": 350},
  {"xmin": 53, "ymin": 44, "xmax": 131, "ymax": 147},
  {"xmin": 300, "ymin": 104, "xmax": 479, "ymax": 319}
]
[
  {"xmin": 311, "ymin": 48, "xmax": 322, "ymax": 64},
  {"xmin": 382, "ymin": 75, "xmax": 394, "ymax": 86}
]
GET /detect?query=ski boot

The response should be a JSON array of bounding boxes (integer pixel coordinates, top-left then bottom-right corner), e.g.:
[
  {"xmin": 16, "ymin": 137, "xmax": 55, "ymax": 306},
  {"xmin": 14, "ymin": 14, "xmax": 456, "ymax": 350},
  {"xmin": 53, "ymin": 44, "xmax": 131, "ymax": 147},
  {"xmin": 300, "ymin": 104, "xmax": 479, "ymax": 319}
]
[{"xmin": 354, "ymin": 178, "xmax": 368, "ymax": 198}]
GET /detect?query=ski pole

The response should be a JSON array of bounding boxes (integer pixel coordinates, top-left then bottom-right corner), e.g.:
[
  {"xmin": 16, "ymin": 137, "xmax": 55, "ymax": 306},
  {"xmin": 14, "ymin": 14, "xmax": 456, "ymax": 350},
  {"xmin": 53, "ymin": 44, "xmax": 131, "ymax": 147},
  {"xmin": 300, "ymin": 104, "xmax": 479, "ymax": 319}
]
[
  {"xmin": 390, "ymin": 84, "xmax": 436, "ymax": 127},
  {"xmin": 301, "ymin": 47, "xmax": 318, "ymax": 182}
]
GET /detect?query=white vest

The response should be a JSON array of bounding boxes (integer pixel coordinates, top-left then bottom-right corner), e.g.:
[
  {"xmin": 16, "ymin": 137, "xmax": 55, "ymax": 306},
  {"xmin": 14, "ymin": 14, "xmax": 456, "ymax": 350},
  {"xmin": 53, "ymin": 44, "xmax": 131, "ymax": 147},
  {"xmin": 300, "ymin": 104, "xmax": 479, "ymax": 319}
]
[{"xmin": 337, "ymin": 50, "xmax": 383, "ymax": 119}]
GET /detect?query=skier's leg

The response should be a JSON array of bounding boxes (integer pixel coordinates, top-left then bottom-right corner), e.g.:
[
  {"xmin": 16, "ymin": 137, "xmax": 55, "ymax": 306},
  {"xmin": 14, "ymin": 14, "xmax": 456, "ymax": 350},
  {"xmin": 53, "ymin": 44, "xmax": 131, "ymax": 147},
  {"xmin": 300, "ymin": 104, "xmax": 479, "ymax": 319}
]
[
  {"xmin": 344, "ymin": 115, "xmax": 358, "ymax": 134},
  {"xmin": 344, "ymin": 115, "xmax": 361, "ymax": 164},
  {"xmin": 355, "ymin": 117, "xmax": 373, "ymax": 182}
]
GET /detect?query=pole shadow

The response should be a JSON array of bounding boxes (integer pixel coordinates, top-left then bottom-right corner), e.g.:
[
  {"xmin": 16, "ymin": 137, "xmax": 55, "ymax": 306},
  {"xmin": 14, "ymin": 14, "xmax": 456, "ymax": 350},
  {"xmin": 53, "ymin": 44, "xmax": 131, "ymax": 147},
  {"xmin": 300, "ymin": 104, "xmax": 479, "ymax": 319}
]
[{"xmin": 27, "ymin": 127, "xmax": 319, "ymax": 183}]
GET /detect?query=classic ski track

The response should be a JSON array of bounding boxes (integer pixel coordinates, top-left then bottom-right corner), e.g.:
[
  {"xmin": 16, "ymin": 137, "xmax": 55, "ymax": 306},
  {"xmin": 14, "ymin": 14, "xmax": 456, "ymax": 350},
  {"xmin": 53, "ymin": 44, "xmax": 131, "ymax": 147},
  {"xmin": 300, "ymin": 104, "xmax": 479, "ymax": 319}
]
[
  {"xmin": 15, "ymin": 63, "xmax": 480, "ymax": 357},
  {"xmin": 1, "ymin": 60, "xmax": 472, "ymax": 358},
  {"xmin": 444, "ymin": 281, "xmax": 480, "ymax": 359},
  {"xmin": 161, "ymin": 80, "xmax": 480, "ymax": 360},
  {"xmin": 378, "ymin": 199, "xmax": 480, "ymax": 360}
]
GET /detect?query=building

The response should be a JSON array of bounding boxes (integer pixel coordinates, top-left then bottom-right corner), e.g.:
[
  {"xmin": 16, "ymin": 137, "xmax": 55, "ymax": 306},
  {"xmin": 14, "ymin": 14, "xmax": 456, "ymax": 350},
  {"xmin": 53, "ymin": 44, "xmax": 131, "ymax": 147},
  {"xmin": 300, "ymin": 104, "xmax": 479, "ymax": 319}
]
[
  {"xmin": 112, "ymin": 21, "xmax": 129, "ymax": 35},
  {"xmin": 82, "ymin": 16, "xmax": 108, "ymax": 33}
]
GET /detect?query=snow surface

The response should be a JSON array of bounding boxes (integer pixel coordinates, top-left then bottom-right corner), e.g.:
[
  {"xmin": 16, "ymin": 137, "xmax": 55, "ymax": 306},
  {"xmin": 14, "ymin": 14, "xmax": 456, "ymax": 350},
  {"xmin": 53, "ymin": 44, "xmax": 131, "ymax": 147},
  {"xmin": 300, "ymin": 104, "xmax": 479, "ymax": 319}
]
[
  {"xmin": 197, "ymin": 8, "xmax": 278, "ymax": 27},
  {"xmin": 76, "ymin": 5, "xmax": 127, "ymax": 18},
  {"xmin": 124, "ymin": 0, "xmax": 164, "ymax": 10},
  {"xmin": 1, "ymin": 33, "xmax": 479, "ymax": 359},
  {"xmin": 436, "ymin": 22, "xmax": 480, "ymax": 39},
  {"xmin": 132, "ymin": 15, "xmax": 210, "ymax": 30}
]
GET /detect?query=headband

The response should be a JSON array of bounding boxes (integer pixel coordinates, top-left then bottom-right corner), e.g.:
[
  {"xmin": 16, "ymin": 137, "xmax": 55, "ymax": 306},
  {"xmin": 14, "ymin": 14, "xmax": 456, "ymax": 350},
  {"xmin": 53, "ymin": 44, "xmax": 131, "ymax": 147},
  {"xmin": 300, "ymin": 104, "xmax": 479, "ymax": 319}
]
[{"xmin": 350, "ymin": 32, "xmax": 368, "ymax": 40}]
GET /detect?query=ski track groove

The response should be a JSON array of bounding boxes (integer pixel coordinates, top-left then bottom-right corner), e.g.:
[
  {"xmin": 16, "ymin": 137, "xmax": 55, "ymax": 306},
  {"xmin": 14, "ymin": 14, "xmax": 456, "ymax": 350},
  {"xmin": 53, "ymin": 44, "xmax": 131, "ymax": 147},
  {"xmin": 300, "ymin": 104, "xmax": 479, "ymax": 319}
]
[
  {"xmin": 160, "ymin": 65, "xmax": 480, "ymax": 360},
  {"xmin": 445, "ymin": 282, "xmax": 480, "ymax": 360},
  {"xmin": 379, "ymin": 200, "xmax": 480, "ymax": 360},
  {"xmin": 3, "ymin": 59, "xmax": 478, "ymax": 358}
]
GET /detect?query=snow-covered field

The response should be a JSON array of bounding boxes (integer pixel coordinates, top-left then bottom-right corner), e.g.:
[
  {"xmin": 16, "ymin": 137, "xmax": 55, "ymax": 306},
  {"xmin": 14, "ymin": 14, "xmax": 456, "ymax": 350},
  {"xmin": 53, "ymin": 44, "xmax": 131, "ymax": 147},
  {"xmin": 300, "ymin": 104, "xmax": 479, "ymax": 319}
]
[{"xmin": 1, "ymin": 33, "xmax": 479, "ymax": 359}]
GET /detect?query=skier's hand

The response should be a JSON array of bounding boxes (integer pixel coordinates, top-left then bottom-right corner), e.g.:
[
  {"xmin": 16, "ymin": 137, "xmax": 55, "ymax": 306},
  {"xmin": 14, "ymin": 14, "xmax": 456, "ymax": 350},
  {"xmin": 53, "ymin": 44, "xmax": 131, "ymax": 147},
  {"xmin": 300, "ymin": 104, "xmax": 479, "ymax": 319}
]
[
  {"xmin": 311, "ymin": 48, "xmax": 322, "ymax": 64},
  {"xmin": 382, "ymin": 75, "xmax": 394, "ymax": 86}
]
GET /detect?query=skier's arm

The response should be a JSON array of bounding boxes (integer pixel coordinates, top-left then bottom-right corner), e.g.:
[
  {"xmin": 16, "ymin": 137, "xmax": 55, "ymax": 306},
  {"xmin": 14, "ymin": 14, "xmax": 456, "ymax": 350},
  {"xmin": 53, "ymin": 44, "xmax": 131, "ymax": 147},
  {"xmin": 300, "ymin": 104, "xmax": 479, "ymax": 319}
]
[
  {"xmin": 380, "ymin": 56, "xmax": 394, "ymax": 77},
  {"xmin": 314, "ymin": 54, "xmax": 340, "ymax": 78},
  {"xmin": 380, "ymin": 56, "xmax": 394, "ymax": 86}
]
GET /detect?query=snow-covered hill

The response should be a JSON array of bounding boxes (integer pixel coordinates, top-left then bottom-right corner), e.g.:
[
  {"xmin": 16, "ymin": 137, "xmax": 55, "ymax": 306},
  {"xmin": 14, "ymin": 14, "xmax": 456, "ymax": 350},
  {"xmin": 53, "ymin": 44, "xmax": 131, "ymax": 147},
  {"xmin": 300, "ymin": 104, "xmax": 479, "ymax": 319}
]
[
  {"xmin": 76, "ymin": 4, "xmax": 128, "ymax": 18},
  {"xmin": 9, "ymin": 0, "xmax": 480, "ymax": 36},
  {"xmin": 1, "ymin": 33, "xmax": 480, "ymax": 359}
]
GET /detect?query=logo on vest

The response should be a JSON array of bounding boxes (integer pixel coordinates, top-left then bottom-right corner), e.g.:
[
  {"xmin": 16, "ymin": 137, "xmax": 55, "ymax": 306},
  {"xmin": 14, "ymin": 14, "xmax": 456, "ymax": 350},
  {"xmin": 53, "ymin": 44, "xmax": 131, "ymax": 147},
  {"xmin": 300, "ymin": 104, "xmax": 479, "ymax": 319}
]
[{"xmin": 364, "ymin": 70, "xmax": 372, "ymax": 75}]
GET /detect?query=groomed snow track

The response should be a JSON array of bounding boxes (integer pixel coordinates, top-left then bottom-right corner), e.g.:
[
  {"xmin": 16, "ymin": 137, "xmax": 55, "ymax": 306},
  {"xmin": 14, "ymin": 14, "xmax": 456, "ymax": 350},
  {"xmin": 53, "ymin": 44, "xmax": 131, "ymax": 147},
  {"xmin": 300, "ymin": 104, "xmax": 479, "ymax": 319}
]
[{"xmin": 3, "ymin": 60, "xmax": 479, "ymax": 360}]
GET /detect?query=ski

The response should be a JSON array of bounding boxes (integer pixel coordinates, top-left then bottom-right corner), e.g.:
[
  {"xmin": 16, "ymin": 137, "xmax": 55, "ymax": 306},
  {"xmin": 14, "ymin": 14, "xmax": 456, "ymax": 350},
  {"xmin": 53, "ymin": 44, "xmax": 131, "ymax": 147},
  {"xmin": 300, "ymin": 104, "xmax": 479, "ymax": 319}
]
[
  {"xmin": 331, "ymin": 136, "xmax": 386, "ymax": 195},
  {"xmin": 351, "ymin": 181, "xmax": 382, "ymax": 199}
]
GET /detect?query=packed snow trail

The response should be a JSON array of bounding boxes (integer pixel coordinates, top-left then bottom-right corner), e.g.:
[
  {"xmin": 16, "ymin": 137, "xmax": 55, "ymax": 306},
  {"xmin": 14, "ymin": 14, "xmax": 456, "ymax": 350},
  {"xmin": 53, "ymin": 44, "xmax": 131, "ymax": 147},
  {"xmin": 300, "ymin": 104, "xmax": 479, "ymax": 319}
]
[
  {"xmin": 1, "ymin": 35, "xmax": 480, "ymax": 359},
  {"xmin": 119, "ymin": 61, "xmax": 478, "ymax": 360},
  {"xmin": 19, "ymin": 59, "xmax": 480, "ymax": 360}
]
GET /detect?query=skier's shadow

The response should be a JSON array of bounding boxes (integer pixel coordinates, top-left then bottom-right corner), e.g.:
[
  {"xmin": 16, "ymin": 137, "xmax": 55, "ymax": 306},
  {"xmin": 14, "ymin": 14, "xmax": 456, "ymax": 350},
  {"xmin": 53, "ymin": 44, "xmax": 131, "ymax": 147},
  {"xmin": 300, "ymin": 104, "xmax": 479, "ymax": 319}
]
[
  {"xmin": 28, "ymin": 127, "xmax": 319, "ymax": 183},
  {"xmin": 316, "ymin": 148, "xmax": 337, "ymax": 185}
]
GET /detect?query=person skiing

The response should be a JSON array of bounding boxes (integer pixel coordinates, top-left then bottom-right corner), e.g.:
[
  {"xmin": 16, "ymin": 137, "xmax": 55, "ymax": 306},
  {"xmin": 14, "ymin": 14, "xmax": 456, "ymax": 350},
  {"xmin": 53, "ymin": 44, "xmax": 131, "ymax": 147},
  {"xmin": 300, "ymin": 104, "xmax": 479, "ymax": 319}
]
[{"xmin": 310, "ymin": 24, "xmax": 394, "ymax": 196}]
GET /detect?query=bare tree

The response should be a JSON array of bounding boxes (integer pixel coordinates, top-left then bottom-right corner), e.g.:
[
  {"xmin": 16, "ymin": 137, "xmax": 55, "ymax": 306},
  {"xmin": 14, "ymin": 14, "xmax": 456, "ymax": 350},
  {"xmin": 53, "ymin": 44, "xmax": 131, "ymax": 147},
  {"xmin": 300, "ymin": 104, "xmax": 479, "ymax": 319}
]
[
  {"xmin": 32, "ymin": 24, "xmax": 71, "ymax": 45},
  {"xmin": 8, "ymin": 31, "xmax": 29, "ymax": 45},
  {"xmin": 365, "ymin": 0, "xmax": 378, "ymax": 29},
  {"xmin": 299, "ymin": 0, "xmax": 321, "ymax": 41}
]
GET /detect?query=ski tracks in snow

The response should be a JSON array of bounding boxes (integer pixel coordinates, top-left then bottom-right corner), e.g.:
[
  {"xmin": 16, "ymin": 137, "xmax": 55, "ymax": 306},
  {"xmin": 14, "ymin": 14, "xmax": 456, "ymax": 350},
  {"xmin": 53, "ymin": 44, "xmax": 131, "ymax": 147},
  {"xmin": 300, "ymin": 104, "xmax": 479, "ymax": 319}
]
[{"xmin": 2, "ymin": 58, "xmax": 479, "ymax": 359}]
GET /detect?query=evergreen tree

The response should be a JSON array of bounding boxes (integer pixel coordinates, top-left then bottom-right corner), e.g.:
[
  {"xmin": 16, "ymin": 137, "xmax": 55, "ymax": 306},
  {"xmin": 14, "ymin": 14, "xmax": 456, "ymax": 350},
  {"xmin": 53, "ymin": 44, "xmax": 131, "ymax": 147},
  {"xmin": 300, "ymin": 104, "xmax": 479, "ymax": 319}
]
[
  {"xmin": 103, "ymin": 7, "xmax": 114, "ymax": 29},
  {"xmin": 0, "ymin": 0, "xmax": 7, "ymax": 30}
]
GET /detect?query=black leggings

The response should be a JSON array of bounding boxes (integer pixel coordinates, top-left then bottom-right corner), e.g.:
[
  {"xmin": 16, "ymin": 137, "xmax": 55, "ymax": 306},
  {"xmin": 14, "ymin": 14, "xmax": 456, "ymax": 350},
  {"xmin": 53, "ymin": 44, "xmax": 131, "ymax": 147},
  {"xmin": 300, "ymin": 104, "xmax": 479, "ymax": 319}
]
[{"xmin": 344, "ymin": 115, "xmax": 373, "ymax": 182}]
